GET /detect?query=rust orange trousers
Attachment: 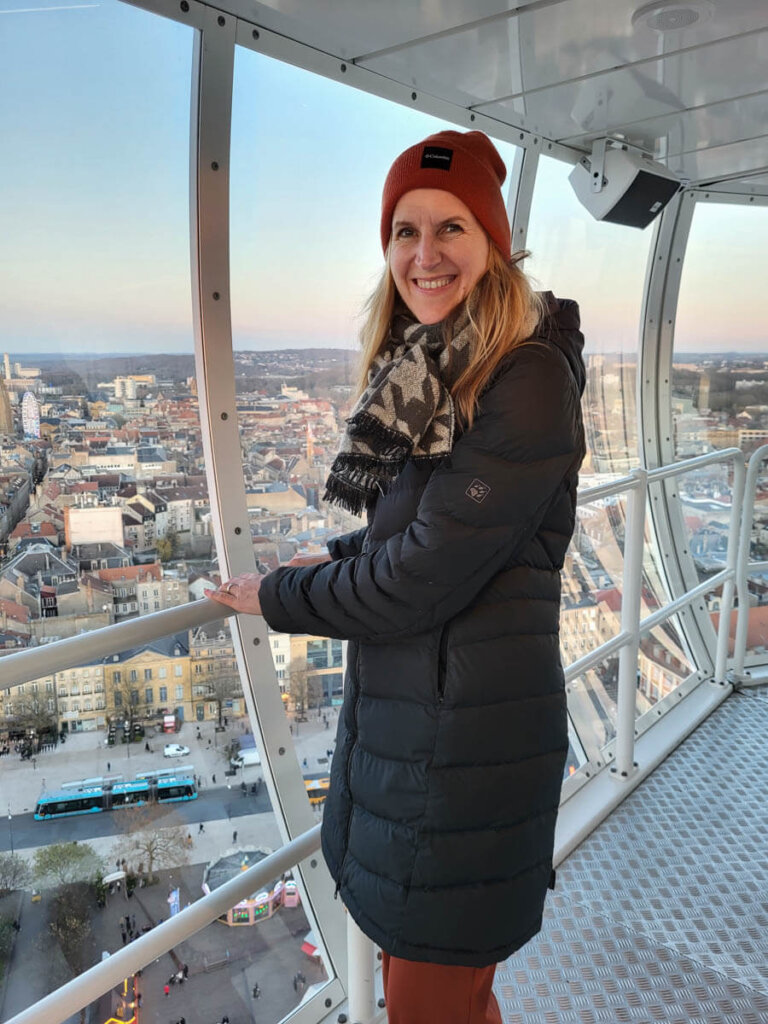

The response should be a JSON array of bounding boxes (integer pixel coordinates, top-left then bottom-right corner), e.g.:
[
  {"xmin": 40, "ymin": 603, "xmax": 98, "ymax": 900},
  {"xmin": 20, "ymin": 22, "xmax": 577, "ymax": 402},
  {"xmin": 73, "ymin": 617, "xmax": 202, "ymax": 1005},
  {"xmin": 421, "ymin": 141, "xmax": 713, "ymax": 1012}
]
[{"xmin": 381, "ymin": 952, "xmax": 502, "ymax": 1024}]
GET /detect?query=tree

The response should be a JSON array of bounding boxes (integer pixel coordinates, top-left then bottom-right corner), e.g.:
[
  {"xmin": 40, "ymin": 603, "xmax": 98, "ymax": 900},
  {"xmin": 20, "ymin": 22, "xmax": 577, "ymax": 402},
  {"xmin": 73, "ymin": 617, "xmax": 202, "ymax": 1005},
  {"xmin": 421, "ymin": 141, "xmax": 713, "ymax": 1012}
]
[
  {"xmin": 0, "ymin": 853, "xmax": 30, "ymax": 896},
  {"xmin": 109, "ymin": 674, "xmax": 145, "ymax": 742},
  {"xmin": 156, "ymin": 536, "xmax": 173, "ymax": 562},
  {"xmin": 33, "ymin": 842, "xmax": 102, "ymax": 889},
  {"xmin": 48, "ymin": 882, "xmax": 96, "ymax": 1023},
  {"xmin": 202, "ymin": 671, "xmax": 242, "ymax": 728},
  {"xmin": 115, "ymin": 804, "xmax": 190, "ymax": 883},
  {"xmin": 9, "ymin": 691, "xmax": 57, "ymax": 743},
  {"xmin": 287, "ymin": 657, "xmax": 310, "ymax": 719}
]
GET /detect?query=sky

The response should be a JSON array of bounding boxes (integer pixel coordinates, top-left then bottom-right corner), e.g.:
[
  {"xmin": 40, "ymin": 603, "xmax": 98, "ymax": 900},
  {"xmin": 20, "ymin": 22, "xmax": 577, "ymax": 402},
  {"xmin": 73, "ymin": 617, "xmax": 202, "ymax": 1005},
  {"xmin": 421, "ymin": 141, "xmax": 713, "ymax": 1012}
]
[{"xmin": 1, "ymin": 0, "xmax": 766, "ymax": 359}]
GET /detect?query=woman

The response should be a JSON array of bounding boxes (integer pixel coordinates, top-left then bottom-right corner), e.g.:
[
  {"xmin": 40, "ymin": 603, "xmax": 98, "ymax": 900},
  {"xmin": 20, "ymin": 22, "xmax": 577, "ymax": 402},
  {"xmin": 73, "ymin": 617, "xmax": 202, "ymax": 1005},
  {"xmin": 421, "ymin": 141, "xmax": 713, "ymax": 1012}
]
[{"xmin": 207, "ymin": 130, "xmax": 586, "ymax": 1024}]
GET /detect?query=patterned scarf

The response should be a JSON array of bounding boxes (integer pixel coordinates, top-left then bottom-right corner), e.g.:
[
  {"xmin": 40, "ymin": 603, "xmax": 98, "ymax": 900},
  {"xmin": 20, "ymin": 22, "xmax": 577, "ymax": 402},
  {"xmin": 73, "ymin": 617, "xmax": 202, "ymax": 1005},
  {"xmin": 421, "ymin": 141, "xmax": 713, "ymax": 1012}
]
[{"xmin": 323, "ymin": 305, "xmax": 475, "ymax": 517}]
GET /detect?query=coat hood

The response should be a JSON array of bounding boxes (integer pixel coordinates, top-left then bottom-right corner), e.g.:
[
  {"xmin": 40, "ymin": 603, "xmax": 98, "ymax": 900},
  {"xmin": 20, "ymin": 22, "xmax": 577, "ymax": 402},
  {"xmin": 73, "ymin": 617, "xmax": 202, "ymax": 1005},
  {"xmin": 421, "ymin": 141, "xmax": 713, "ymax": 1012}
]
[{"xmin": 538, "ymin": 291, "xmax": 586, "ymax": 397}]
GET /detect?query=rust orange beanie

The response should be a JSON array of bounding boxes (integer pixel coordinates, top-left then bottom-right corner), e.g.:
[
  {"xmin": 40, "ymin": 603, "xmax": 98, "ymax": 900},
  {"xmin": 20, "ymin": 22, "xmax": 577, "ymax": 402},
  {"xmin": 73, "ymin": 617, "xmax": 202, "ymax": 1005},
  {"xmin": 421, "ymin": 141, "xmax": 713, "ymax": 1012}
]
[{"xmin": 380, "ymin": 130, "xmax": 511, "ymax": 259}]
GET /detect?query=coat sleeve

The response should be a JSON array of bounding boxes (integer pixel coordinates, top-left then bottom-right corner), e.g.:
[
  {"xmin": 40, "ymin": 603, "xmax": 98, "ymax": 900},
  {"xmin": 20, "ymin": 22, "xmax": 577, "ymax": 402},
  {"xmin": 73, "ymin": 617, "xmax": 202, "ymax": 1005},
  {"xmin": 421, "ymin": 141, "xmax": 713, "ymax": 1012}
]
[
  {"xmin": 258, "ymin": 345, "xmax": 584, "ymax": 642},
  {"xmin": 326, "ymin": 527, "xmax": 368, "ymax": 561}
]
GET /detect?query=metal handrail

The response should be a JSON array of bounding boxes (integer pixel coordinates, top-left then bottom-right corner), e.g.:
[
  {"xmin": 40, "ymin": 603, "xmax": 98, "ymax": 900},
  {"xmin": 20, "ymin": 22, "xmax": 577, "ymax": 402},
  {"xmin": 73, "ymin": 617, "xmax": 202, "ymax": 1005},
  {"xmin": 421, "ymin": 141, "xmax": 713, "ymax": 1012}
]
[
  {"xmin": 566, "ymin": 448, "xmax": 745, "ymax": 776},
  {"xmin": 4, "ymin": 825, "xmax": 323, "ymax": 1024},
  {"xmin": 0, "ymin": 598, "xmax": 229, "ymax": 691},
  {"xmin": 733, "ymin": 443, "xmax": 768, "ymax": 678}
]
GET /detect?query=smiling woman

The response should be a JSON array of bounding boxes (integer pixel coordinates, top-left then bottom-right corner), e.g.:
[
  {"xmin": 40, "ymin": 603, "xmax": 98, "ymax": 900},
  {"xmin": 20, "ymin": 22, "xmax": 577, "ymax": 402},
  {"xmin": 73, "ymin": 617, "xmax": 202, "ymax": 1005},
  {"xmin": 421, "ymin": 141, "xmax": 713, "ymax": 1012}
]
[{"xmin": 389, "ymin": 190, "xmax": 490, "ymax": 324}]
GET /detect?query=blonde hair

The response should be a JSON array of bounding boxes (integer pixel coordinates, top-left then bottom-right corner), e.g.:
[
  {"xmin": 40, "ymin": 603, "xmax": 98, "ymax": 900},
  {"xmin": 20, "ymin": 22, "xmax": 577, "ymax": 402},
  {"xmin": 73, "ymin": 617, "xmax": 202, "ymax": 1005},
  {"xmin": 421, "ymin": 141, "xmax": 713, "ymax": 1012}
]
[{"xmin": 356, "ymin": 246, "xmax": 544, "ymax": 432}]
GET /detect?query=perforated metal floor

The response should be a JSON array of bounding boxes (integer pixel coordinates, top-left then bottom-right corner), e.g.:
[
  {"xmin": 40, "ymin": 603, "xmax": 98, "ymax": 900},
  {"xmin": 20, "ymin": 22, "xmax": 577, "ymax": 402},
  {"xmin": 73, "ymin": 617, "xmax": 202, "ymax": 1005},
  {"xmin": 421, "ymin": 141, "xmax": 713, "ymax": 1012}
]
[{"xmin": 494, "ymin": 689, "xmax": 768, "ymax": 1023}]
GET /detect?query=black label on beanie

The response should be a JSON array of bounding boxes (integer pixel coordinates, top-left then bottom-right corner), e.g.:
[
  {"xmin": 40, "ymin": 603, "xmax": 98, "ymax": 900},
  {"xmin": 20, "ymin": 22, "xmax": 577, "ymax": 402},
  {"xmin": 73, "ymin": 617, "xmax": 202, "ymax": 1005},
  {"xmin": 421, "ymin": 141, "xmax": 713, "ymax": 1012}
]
[{"xmin": 421, "ymin": 146, "xmax": 453, "ymax": 171}]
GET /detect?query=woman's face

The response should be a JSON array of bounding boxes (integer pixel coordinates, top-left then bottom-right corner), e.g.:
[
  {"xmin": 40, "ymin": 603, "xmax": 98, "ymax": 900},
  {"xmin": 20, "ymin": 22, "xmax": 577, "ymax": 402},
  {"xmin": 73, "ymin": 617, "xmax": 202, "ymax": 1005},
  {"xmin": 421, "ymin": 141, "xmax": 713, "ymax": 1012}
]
[{"xmin": 389, "ymin": 188, "xmax": 491, "ymax": 325}]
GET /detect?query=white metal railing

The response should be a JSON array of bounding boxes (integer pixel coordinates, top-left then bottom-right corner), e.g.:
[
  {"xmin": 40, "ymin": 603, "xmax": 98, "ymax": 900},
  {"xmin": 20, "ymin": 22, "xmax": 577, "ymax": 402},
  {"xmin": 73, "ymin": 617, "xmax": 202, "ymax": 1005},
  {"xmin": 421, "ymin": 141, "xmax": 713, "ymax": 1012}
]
[
  {"xmin": 0, "ymin": 598, "xmax": 227, "ymax": 691},
  {"xmin": 568, "ymin": 448, "xmax": 745, "ymax": 777},
  {"xmin": 733, "ymin": 442, "xmax": 768, "ymax": 681}
]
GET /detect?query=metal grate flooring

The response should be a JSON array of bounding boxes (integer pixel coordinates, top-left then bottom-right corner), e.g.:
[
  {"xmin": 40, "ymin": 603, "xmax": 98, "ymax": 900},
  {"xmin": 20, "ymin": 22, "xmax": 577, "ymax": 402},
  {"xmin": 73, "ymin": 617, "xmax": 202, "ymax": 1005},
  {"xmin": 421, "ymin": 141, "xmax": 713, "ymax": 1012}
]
[{"xmin": 494, "ymin": 689, "xmax": 768, "ymax": 1023}]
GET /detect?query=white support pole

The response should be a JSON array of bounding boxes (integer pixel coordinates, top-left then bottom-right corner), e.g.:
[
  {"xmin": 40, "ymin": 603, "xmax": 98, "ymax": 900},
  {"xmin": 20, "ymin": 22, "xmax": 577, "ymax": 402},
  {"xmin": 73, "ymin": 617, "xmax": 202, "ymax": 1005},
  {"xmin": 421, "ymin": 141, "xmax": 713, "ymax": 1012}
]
[
  {"xmin": 347, "ymin": 914, "xmax": 377, "ymax": 1024},
  {"xmin": 614, "ymin": 469, "xmax": 647, "ymax": 779},
  {"xmin": 714, "ymin": 454, "xmax": 745, "ymax": 683}
]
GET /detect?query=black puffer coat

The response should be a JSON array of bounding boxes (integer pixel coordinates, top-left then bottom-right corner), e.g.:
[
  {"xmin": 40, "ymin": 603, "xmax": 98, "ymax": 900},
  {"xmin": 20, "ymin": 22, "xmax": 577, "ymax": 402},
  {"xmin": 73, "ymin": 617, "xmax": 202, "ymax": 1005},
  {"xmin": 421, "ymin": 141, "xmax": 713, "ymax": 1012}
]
[{"xmin": 259, "ymin": 295, "xmax": 586, "ymax": 967}]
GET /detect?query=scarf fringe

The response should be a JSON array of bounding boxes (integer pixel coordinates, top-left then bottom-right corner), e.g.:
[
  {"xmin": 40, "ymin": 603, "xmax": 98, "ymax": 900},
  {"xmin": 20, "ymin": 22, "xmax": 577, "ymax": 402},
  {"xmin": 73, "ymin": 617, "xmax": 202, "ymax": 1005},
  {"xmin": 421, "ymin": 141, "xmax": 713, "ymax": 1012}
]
[{"xmin": 348, "ymin": 411, "xmax": 413, "ymax": 456}]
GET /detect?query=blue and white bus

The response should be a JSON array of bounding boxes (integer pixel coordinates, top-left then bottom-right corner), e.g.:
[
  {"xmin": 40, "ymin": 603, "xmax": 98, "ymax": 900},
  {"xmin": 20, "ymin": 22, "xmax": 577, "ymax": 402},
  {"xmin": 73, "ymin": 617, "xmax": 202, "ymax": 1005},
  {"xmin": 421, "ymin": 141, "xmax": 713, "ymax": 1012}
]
[{"xmin": 34, "ymin": 774, "xmax": 197, "ymax": 819}]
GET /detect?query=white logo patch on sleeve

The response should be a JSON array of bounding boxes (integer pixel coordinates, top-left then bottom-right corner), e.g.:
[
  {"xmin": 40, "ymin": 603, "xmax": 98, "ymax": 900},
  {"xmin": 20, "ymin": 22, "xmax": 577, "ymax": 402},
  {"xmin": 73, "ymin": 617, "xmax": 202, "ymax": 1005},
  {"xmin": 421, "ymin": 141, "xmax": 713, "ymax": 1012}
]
[{"xmin": 466, "ymin": 478, "xmax": 491, "ymax": 503}]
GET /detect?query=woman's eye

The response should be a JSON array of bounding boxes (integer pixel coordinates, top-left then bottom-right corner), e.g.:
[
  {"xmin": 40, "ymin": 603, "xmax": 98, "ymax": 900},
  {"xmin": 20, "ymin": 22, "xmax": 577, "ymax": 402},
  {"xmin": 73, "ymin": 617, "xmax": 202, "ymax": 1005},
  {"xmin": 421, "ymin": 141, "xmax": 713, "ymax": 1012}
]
[
  {"xmin": 443, "ymin": 222, "xmax": 463, "ymax": 234},
  {"xmin": 395, "ymin": 227, "xmax": 415, "ymax": 239}
]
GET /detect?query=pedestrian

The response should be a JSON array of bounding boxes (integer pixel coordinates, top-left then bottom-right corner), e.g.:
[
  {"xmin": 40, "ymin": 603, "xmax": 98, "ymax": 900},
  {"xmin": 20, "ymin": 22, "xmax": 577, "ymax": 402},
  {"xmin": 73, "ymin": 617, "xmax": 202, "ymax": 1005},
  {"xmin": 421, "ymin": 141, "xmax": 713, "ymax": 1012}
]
[
  {"xmin": 116, "ymin": 859, "xmax": 120, "ymax": 870},
  {"xmin": 42, "ymin": 777, "xmax": 46, "ymax": 788},
  {"xmin": 208, "ymin": 738, "xmax": 212, "ymax": 747},
  {"xmin": 302, "ymin": 757, "xmax": 308, "ymax": 770},
  {"xmin": 145, "ymin": 741, "xmax": 150, "ymax": 752},
  {"xmin": 232, "ymin": 829, "xmax": 238, "ymax": 843},
  {"xmin": 107, "ymin": 761, "xmax": 111, "ymax": 772},
  {"xmin": 131, "ymin": 914, "xmax": 136, "ymax": 931},
  {"xmin": 207, "ymin": 129, "xmax": 586, "ymax": 1024},
  {"xmin": 163, "ymin": 983, "xmax": 170, "ymax": 998},
  {"xmin": 292, "ymin": 973, "xmax": 298, "ymax": 992},
  {"xmin": 252, "ymin": 982, "xmax": 261, "ymax": 998},
  {"xmin": 198, "ymin": 822, "xmax": 205, "ymax": 833},
  {"xmin": 182, "ymin": 963, "xmax": 188, "ymax": 979},
  {"xmin": 12, "ymin": 919, "xmax": 20, "ymax": 933},
  {"xmin": 212, "ymin": 773, "xmax": 216, "ymax": 784}
]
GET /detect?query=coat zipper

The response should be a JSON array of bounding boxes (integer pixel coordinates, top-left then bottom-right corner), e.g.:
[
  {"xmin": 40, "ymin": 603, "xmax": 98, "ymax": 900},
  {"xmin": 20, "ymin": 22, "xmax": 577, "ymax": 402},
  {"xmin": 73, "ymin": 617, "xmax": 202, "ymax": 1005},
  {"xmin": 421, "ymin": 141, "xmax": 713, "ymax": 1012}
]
[
  {"xmin": 335, "ymin": 642, "xmax": 363, "ymax": 899},
  {"xmin": 436, "ymin": 624, "xmax": 449, "ymax": 704}
]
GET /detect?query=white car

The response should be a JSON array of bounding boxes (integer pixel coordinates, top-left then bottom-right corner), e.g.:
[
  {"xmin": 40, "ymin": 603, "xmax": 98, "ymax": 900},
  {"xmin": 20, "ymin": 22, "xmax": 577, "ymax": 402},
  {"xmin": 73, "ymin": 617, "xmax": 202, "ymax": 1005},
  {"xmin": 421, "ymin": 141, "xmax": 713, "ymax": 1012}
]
[{"xmin": 163, "ymin": 743, "xmax": 190, "ymax": 758}]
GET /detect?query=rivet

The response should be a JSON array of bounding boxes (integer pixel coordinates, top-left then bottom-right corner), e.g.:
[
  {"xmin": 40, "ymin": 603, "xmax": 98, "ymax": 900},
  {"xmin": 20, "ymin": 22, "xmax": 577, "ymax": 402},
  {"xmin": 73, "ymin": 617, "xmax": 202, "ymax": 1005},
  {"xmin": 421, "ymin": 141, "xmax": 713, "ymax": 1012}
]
[
  {"xmin": 179, "ymin": 0, "xmax": 189, "ymax": 10},
  {"xmin": 213, "ymin": 291, "xmax": 220, "ymax": 301},
  {"xmin": 340, "ymin": 62, "xmax": 347, "ymax": 72},
  {"xmin": 234, "ymin": 526, "xmax": 241, "ymax": 535},
  {"xmin": 211, "ymin": 161, "xmax": 219, "ymax": 171},
  {"xmin": 217, "ymin": 14, "xmax": 225, "ymax": 25},
  {"xmin": 337, "ymin": 1015, "xmax": 348, "ymax": 1023},
  {"xmin": 325, "ymin": 999, "xmax": 332, "ymax": 1008},
  {"xmin": 411, "ymin": 91, "xmax": 417, "ymax": 100},
  {"xmin": 470, "ymin": 114, "xmax": 475, "ymax": 121},
  {"xmin": 278, "ymin": 746, "xmax": 285, "ymax": 755},
  {"xmin": 310, "ymin": 858, "xmax": 317, "ymax": 868},
  {"xmin": 253, "ymin": 637, "xmax": 260, "ymax": 646},
  {"xmin": 378, "ymin": 998, "xmax": 386, "ymax": 1008},
  {"xmin": 252, "ymin": 28, "xmax": 259, "ymax": 39},
  {"xmin": 220, "ymin": 412, "xmax": 228, "ymax": 421}
]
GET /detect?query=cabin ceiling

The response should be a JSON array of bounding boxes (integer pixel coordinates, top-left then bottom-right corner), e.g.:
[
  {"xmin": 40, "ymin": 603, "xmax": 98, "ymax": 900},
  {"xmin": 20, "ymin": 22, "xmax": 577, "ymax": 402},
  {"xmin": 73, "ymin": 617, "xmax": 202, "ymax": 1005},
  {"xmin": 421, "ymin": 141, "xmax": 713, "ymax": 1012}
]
[{"xmin": 221, "ymin": 0, "xmax": 768, "ymax": 190}]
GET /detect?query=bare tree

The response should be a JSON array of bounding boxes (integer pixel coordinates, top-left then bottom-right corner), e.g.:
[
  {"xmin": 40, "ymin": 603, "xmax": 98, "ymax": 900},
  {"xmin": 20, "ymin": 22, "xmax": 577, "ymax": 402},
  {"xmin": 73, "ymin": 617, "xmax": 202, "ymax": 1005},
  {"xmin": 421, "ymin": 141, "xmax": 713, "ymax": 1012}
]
[
  {"xmin": 114, "ymin": 804, "xmax": 190, "ymax": 882},
  {"xmin": 9, "ymin": 691, "xmax": 56, "ymax": 743},
  {"xmin": 48, "ymin": 882, "xmax": 97, "ymax": 1024},
  {"xmin": 287, "ymin": 657, "xmax": 310, "ymax": 719},
  {"xmin": 0, "ymin": 853, "xmax": 30, "ymax": 895},
  {"xmin": 195, "ymin": 671, "xmax": 242, "ymax": 728}
]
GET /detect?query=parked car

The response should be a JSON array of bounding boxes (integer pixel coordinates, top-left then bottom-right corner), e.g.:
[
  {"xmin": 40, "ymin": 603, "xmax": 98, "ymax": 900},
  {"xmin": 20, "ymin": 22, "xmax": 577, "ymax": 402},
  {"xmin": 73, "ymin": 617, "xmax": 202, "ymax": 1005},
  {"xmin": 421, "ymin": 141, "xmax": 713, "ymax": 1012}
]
[{"xmin": 163, "ymin": 743, "xmax": 190, "ymax": 758}]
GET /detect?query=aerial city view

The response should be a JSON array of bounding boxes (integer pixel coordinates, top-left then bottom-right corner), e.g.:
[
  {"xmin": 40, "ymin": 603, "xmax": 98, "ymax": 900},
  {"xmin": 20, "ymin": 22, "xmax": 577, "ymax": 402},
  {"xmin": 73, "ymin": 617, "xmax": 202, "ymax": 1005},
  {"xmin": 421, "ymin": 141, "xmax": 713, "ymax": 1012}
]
[{"xmin": 0, "ymin": 343, "xmax": 766, "ymax": 1023}]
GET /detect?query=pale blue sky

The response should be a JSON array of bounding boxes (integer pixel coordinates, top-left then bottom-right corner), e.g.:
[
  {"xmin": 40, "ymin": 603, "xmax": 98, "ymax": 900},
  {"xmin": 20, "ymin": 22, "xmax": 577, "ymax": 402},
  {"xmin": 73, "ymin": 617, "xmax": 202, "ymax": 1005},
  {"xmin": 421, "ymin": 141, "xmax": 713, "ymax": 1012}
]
[{"xmin": 0, "ymin": 0, "xmax": 764, "ymax": 358}]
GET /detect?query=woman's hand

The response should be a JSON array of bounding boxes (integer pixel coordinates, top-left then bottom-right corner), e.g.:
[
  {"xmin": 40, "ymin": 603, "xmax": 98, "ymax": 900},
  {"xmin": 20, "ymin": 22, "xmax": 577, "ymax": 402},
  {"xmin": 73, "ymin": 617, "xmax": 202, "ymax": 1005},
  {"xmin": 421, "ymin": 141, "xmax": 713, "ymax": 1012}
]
[{"xmin": 205, "ymin": 574, "xmax": 265, "ymax": 616}]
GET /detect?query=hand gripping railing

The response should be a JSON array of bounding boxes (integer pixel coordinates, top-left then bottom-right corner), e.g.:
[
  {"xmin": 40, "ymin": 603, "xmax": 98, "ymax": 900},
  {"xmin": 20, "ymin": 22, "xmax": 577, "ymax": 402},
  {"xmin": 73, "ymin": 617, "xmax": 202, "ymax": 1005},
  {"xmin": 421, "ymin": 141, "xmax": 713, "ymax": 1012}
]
[
  {"xmin": 565, "ymin": 448, "xmax": 745, "ymax": 778},
  {"xmin": 4, "ymin": 825, "xmax": 323, "ymax": 1024},
  {"xmin": 733, "ymin": 442, "xmax": 768, "ymax": 681}
]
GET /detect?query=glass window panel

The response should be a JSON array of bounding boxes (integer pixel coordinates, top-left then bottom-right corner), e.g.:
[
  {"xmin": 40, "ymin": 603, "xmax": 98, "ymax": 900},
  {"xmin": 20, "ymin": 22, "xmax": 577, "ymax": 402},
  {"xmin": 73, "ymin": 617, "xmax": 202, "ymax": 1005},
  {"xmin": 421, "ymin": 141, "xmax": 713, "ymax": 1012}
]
[
  {"xmin": 526, "ymin": 155, "xmax": 654, "ymax": 481},
  {"xmin": 673, "ymin": 202, "xmax": 768, "ymax": 659},
  {"xmin": 0, "ymin": 5, "xmax": 337, "ymax": 1021}
]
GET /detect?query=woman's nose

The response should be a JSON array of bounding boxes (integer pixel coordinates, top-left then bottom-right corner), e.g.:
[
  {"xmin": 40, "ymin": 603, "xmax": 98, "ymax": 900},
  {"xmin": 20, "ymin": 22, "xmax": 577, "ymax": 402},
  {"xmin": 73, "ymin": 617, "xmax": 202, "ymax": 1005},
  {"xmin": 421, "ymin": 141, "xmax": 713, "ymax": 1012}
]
[{"xmin": 415, "ymin": 233, "xmax": 440, "ymax": 268}]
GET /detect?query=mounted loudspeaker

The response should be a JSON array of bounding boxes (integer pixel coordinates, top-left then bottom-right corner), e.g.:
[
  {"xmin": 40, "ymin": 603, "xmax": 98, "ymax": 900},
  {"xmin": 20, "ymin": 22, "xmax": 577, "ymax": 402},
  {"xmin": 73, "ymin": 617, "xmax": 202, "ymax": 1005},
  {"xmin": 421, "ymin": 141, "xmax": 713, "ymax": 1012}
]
[{"xmin": 568, "ymin": 142, "xmax": 681, "ymax": 229}]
